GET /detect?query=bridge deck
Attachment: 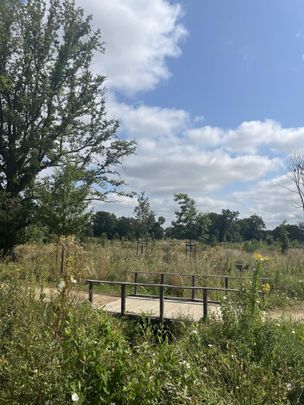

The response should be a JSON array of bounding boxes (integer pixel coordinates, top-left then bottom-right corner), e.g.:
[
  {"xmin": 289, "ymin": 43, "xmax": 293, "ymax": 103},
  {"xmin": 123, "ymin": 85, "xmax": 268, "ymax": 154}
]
[{"xmin": 100, "ymin": 296, "xmax": 221, "ymax": 321}]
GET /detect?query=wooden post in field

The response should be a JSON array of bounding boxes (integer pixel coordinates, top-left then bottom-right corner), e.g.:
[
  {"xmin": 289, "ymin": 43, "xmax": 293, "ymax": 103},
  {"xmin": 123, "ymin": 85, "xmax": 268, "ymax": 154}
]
[
  {"xmin": 60, "ymin": 245, "xmax": 65, "ymax": 274},
  {"xmin": 186, "ymin": 240, "xmax": 197, "ymax": 260}
]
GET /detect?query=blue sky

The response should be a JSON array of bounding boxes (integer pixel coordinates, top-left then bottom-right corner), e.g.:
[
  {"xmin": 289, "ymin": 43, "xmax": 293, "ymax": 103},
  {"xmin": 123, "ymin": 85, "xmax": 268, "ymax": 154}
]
[
  {"xmin": 145, "ymin": 0, "xmax": 304, "ymax": 129},
  {"xmin": 74, "ymin": 0, "xmax": 304, "ymax": 228}
]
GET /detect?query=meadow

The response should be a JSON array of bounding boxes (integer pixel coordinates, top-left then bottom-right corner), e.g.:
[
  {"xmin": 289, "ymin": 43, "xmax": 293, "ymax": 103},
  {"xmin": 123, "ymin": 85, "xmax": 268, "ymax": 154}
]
[{"xmin": 1, "ymin": 239, "xmax": 304, "ymax": 404}]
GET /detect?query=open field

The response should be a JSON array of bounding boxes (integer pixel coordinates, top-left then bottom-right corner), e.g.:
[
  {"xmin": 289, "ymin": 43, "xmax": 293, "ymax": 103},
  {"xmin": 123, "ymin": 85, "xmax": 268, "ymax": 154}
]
[
  {"xmin": 14, "ymin": 239, "xmax": 304, "ymax": 309},
  {"xmin": 2, "ymin": 240, "xmax": 304, "ymax": 404}
]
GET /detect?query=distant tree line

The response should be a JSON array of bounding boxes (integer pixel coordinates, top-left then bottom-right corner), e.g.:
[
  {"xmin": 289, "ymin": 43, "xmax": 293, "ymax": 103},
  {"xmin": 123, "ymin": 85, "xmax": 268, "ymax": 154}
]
[{"xmin": 89, "ymin": 193, "xmax": 304, "ymax": 245}]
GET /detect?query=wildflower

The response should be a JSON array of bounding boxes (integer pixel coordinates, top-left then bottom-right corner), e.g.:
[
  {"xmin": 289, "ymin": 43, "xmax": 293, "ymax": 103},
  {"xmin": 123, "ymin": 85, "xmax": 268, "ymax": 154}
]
[
  {"xmin": 252, "ymin": 252, "xmax": 269, "ymax": 262},
  {"xmin": 208, "ymin": 344, "xmax": 213, "ymax": 348},
  {"xmin": 292, "ymin": 330, "xmax": 296, "ymax": 335},
  {"xmin": 222, "ymin": 296, "xmax": 227, "ymax": 301},
  {"xmin": 58, "ymin": 280, "xmax": 65, "ymax": 290},
  {"xmin": 261, "ymin": 283, "xmax": 271, "ymax": 294},
  {"xmin": 71, "ymin": 393, "xmax": 79, "ymax": 402},
  {"xmin": 202, "ymin": 367, "xmax": 208, "ymax": 372},
  {"xmin": 181, "ymin": 360, "xmax": 191, "ymax": 369},
  {"xmin": 286, "ymin": 383, "xmax": 292, "ymax": 391},
  {"xmin": 71, "ymin": 276, "xmax": 77, "ymax": 284}
]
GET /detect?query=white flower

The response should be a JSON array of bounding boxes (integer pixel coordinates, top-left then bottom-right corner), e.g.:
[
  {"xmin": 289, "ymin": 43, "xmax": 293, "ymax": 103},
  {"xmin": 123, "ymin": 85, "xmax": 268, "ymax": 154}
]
[
  {"xmin": 71, "ymin": 276, "xmax": 77, "ymax": 284},
  {"xmin": 71, "ymin": 393, "xmax": 79, "ymax": 402},
  {"xmin": 58, "ymin": 280, "xmax": 65, "ymax": 290},
  {"xmin": 203, "ymin": 367, "xmax": 208, "ymax": 372},
  {"xmin": 292, "ymin": 330, "xmax": 296, "ymax": 335},
  {"xmin": 208, "ymin": 344, "xmax": 213, "ymax": 348},
  {"xmin": 190, "ymin": 329, "xmax": 198, "ymax": 335},
  {"xmin": 286, "ymin": 383, "xmax": 292, "ymax": 391},
  {"xmin": 222, "ymin": 296, "xmax": 227, "ymax": 301}
]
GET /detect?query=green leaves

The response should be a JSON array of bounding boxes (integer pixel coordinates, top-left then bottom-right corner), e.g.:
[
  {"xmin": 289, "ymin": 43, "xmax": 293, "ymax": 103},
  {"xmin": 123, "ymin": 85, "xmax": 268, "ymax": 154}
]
[{"xmin": 0, "ymin": 0, "xmax": 135, "ymax": 251}]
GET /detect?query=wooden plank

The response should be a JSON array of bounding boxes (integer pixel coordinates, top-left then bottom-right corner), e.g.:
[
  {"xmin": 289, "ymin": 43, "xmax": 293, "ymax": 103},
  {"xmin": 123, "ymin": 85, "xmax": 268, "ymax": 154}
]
[{"xmin": 101, "ymin": 296, "xmax": 221, "ymax": 321}]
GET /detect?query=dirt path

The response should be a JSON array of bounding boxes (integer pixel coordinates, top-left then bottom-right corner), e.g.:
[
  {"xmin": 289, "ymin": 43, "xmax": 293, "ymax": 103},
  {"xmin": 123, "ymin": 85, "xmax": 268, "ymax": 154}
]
[{"xmin": 266, "ymin": 305, "xmax": 304, "ymax": 322}]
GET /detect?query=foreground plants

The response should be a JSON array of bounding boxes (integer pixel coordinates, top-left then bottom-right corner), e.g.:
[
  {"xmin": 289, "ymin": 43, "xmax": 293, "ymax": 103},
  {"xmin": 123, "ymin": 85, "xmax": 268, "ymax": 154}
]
[{"xmin": 1, "ymin": 263, "xmax": 304, "ymax": 404}]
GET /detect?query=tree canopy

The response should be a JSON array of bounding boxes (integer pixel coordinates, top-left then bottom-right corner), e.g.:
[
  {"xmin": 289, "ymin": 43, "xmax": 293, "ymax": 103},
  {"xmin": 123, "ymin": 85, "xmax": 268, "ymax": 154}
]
[{"xmin": 0, "ymin": 0, "xmax": 135, "ymax": 254}]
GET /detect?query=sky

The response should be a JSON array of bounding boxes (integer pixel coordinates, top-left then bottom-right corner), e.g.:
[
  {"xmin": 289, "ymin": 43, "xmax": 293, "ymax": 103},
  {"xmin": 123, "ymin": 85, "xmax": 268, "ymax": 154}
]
[{"xmin": 74, "ymin": 0, "xmax": 304, "ymax": 229}]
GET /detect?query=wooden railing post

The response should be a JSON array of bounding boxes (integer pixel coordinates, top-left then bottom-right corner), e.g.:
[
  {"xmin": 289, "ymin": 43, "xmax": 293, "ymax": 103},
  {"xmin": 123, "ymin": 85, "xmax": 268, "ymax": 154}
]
[
  {"xmin": 89, "ymin": 281, "xmax": 93, "ymax": 303},
  {"xmin": 121, "ymin": 283, "xmax": 126, "ymax": 316},
  {"xmin": 134, "ymin": 272, "xmax": 138, "ymax": 295},
  {"xmin": 224, "ymin": 276, "xmax": 229, "ymax": 290},
  {"xmin": 160, "ymin": 273, "xmax": 165, "ymax": 285},
  {"xmin": 159, "ymin": 285, "xmax": 164, "ymax": 321},
  {"xmin": 191, "ymin": 275, "xmax": 196, "ymax": 301},
  {"xmin": 203, "ymin": 289, "xmax": 208, "ymax": 320}
]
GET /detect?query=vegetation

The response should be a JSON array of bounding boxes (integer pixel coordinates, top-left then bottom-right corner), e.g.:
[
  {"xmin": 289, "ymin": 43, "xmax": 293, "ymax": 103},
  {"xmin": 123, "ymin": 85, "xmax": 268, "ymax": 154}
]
[
  {"xmin": 1, "ymin": 242, "xmax": 304, "ymax": 403},
  {"xmin": 0, "ymin": 0, "xmax": 135, "ymax": 255},
  {"xmin": 1, "ymin": 1, "xmax": 304, "ymax": 403}
]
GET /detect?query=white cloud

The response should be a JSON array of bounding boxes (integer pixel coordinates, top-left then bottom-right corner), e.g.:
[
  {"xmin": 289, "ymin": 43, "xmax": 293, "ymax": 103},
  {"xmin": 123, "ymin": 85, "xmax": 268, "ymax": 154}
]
[
  {"xmin": 75, "ymin": 0, "xmax": 187, "ymax": 95},
  {"xmin": 99, "ymin": 101, "xmax": 304, "ymax": 226},
  {"xmin": 231, "ymin": 175, "xmax": 302, "ymax": 228}
]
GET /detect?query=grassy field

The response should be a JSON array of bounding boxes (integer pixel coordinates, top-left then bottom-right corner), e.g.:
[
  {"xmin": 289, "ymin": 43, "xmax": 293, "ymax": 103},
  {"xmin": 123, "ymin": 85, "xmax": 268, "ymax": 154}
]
[{"xmin": 1, "ymin": 239, "xmax": 304, "ymax": 404}]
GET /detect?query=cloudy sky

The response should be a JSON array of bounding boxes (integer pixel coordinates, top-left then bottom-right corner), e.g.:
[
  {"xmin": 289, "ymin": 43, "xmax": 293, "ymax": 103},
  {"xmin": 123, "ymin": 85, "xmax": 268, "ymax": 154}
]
[{"xmin": 75, "ymin": 0, "xmax": 304, "ymax": 228}]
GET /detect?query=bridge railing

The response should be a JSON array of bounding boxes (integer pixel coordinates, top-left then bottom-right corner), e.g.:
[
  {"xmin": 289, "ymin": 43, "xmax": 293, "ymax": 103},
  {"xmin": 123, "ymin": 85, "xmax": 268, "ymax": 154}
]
[
  {"xmin": 130, "ymin": 271, "xmax": 269, "ymax": 301},
  {"xmin": 86, "ymin": 279, "xmax": 240, "ymax": 321}
]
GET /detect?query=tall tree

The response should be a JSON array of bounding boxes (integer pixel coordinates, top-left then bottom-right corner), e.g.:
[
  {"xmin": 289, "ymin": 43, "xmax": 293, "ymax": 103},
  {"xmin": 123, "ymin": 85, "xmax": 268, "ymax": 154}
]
[
  {"xmin": 218, "ymin": 209, "xmax": 239, "ymax": 242},
  {"xmin": 133, "ymin": 192, "xmax": 155, "ymax": 239},
  {"xmin": 0, "ymin": 0, "xmax": 135, "ymax": 254},
  {"xmin": 171, "ymin": 193, "xmax": 209, "ymax": 240},
  {"xmin": 238, "ymin": 214, "xmax": 265, "ymax": 241},
  {"xmin": 92, "ymin": 211, "xmax": 117, "ymax": 239},
  {"xmin": 289, "ymin": 153, "xmax": 304, "ymax": 219}
]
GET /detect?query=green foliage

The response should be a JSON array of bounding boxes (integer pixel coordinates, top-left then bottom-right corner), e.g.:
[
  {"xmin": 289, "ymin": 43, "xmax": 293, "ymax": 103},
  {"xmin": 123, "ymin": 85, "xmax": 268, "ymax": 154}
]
[
  {"xmin": 1, "ymin": 256, "xmax": 304, "ymax": 404},
  {"xmin": 278, "ymin": 221, "xmax": 290, "ymax": 254},
  {"xmin": 171, "ymin": 193, "xmax": 210, "ymax": 240},
  {"xmin": 133, "ymin": 192, "xmax": 158, "ymax": 239},
  {"xmin": 0, "ymin": 0, "xmax": 135, "ymax": 253},
  {"xmin": 36, "ymin": 165, "xmax": 91, "ymax": 238}
]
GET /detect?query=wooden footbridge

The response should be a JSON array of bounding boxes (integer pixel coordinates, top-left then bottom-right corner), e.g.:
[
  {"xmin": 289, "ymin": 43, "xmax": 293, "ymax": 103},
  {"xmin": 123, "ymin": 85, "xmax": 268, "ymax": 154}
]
[{"xmin": 87, "ymin": 271, "xmax": 268, "ymax": 322}]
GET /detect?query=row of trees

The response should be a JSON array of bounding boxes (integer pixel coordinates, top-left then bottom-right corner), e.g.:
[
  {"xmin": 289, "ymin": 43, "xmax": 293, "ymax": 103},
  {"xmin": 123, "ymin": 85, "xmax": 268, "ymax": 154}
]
[{"xmin": 90, "ymin": 193, "xmax": 304, "ymax": 245}]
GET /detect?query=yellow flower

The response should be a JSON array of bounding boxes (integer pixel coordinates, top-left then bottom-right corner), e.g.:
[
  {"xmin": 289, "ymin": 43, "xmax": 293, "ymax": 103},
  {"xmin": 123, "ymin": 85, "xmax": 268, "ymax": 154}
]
[
  {"xmin": 252, "ymin": 252, "xmax": 269, "ymax": 262},
  {"xmin": 261, "ymin": 283, "xmax": 271, "ymax": 294}
]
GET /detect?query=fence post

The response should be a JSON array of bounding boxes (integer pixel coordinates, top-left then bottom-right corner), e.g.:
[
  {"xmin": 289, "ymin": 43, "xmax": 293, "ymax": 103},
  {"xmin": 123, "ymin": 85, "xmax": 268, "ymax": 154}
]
[
  {"xmin": 121, "ymin": 283, "xmax": 126, "ymax": 316},
  {"xmin": 203, "ymin": 289, "xmax": 208, "ymax": 320},
  {"xmin": 192, "ymin": 275, "xmax": 196, "ymax": 301},
  {"xmin": 224, "ymin": 276, "xmax": 229, "ymax": 290},
  {"xmin": 159, "ymin": 285, "xmax": 164, "ymax": 321},
  {"xmin": 89, "ymin": 281, "xmax": 93, "ymax": 304},
  {"xmin": 60, "ymin": 245, "xmax": 65, "ymax": 274},
  {"xmin": 160, "ymin": 273, "xmax": 165, "ymax": 285},
  {"xmin": 134, "ymin": 272, "xmax": 138, "ymax": 295}
]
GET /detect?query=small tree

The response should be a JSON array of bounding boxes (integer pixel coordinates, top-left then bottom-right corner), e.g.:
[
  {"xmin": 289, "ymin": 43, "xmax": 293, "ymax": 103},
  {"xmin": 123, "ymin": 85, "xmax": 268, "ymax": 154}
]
[
  {"xmin": 36, "ymin": 165, "xmax": 91, "ymax": 238},
  {"xmin": 133, "ymin": 192, "xmax": 155, "ymax": 239},
  {"xmin": 277, "ymin": 221, "xmax": 289, "ymax": 254}
]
